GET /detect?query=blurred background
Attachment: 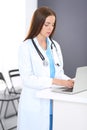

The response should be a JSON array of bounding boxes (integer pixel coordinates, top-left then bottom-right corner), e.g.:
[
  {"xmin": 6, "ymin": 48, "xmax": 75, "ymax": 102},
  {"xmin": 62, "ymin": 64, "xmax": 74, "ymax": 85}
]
[{"xmin": 0, "ymin": 0, "xmax": 87, "ymax": 129}]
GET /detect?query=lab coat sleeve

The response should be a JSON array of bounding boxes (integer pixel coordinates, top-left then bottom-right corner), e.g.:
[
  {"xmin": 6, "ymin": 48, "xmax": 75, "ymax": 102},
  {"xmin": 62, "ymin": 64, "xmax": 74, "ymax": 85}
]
[
  {"xmin": 18, "ymin": 42, "xmax": 52, "ymax": 89},
  {"xmin": 53, "ymin": 40, "xmax": 71, "ymax": 80}
]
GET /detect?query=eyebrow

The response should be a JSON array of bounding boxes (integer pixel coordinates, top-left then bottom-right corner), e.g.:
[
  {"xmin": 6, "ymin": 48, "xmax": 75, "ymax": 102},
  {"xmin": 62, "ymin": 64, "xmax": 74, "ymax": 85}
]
[
  {"xmin": 45, "ymin": 22, "xmax": 54, "ymax": 25},
  {"xmin": 45, "ymin": 22, "xmax": 50, "ymax": 24}
]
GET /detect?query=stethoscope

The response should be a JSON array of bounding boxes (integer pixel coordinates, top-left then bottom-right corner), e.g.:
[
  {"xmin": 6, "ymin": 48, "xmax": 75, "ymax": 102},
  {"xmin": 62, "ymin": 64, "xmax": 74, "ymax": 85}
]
[{"xmin": 31, "ymin": 38, "xmax": 60, "ymax": 67}]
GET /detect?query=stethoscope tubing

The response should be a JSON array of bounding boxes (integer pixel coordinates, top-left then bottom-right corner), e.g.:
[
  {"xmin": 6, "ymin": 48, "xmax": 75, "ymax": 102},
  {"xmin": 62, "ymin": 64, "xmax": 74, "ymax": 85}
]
[{"xmin": 31, "ymin": 38, "xmax": 60, "ymax": 66}]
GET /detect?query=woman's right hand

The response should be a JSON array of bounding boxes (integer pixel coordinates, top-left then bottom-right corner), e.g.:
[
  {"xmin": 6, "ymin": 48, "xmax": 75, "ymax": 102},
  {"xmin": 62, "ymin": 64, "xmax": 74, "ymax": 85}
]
[{"xmin": 52, "ymin": 78, "xmax": 74, "ymax": 88}]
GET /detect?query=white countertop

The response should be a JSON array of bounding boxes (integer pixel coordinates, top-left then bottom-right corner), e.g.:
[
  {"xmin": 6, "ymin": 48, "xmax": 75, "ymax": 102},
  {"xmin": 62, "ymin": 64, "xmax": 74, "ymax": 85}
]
[{"xmin": 36, "ymin": 88, "xmax": 87, "ymax": 104}]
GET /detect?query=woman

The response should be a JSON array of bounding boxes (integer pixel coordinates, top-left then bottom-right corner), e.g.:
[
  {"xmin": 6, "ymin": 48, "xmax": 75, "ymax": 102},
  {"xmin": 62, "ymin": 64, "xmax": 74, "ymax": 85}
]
[{"xmin": 17, "ymin": 6, "xmax": 74, "ymax": 130}]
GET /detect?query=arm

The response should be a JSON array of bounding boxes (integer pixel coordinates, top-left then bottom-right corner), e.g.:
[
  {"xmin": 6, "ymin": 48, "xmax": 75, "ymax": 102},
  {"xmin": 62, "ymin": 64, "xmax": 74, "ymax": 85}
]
[
  {"xmin": 18, "ymin": 42, "xmax": 52, "ymax": 89},
  {"xmin": 52, "ymin": 78, "xmax": 74, "ymax": 88},
  {"xmin": 52, "ymin": 40, "xmax": 74, "ymax": 88},
  {"xmin": 53, "ymin": 40, "xmax": 71, "ymax": 79}
]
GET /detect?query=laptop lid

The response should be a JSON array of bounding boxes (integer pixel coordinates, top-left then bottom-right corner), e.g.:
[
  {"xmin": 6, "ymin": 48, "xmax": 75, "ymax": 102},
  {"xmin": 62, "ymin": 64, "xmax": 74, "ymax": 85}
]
[
  {"xmin": 72, "ymin": 66, "xmax": 87, "ymax": 94},
  {"xmin": 51, "ymin": 66, "xmax": 87, "ymax": 94}
]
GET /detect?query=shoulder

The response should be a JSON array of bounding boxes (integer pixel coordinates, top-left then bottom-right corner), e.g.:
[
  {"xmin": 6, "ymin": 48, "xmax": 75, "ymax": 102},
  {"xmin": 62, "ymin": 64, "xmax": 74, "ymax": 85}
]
[
  {"xmin": 52, "ymin": 39, "xmax": 60, "ymax": 46},
  {"xmin": 19, "ymin": 39, "xmax": 33, "ymax": 51},
  {"xmin": 20, "ymin": 39, "xmax": 32, "ymax": 47},
  {"xmin": 18, "ymin": 39, "xmax": 35, "ymax": 57},
  {"xmin": 47, "ymin": 37, "xmax": 60, "ymax": 46},
  {"xmin": 49, "ymin": 38, "xmax": 61, "ymax": 49}
]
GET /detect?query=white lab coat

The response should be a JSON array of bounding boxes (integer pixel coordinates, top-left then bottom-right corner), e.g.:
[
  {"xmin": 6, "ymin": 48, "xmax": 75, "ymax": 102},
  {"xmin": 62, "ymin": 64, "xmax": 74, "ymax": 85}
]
[{"xmin": 17, "ymin": 37, "xmax": 70, "ymax": 130}]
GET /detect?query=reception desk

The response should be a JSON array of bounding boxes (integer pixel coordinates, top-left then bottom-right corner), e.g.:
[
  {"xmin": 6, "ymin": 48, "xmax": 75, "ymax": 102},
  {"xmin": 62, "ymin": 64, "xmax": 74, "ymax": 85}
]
[{"xmin": 37, "ymin": 88, "xmax": 87, "ymax": 130}]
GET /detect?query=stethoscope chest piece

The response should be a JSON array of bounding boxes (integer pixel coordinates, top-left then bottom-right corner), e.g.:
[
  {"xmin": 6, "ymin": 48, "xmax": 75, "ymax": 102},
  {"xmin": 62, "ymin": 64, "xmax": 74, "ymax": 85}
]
[{"xmin": 43, "ymin": 60, "xmax": 48, "ymax": 66}]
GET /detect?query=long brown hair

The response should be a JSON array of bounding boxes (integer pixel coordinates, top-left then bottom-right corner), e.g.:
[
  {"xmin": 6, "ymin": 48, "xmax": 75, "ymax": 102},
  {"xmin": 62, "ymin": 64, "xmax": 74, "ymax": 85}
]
[{"xmin": 24, "ymin": 6, "xmax": 56, "ymax": 41}]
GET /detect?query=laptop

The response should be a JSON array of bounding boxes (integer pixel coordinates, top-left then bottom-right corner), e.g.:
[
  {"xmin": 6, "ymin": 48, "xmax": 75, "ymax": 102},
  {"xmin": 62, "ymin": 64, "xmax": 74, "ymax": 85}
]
[{"xmin": 51, "ymin": 66, "xmax": 87, "ymax": 94}]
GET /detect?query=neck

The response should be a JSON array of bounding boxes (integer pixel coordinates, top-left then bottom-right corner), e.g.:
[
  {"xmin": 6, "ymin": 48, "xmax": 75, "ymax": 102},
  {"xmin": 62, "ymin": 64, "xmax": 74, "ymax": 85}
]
[{"xmin": 36, "ymin": 35, "xmax": 47, "ymax": 50}]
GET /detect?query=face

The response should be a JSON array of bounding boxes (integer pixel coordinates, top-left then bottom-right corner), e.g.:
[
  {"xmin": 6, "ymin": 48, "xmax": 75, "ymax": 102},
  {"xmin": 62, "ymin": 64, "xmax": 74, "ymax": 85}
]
[{"xmin": 40, "ymin": 15, "xmax": 55, "ymax": 38}]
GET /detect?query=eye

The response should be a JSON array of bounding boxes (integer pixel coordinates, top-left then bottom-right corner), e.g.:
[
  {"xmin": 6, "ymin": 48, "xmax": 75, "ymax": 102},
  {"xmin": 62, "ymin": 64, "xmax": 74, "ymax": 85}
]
[{"xmin": 44, "ymin": 23, "xmax": 49, "ymax": 27}]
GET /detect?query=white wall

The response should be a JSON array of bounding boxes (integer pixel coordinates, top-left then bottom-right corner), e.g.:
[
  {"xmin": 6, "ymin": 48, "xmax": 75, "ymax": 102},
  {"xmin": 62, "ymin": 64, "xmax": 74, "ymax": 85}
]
[
  {"xmin": 0, "ymin": 0, "xmax": 37, "ymax": 88},
  {"xmin": 25, "ymin": 0, "xmax": 37, "ymax": 34}
]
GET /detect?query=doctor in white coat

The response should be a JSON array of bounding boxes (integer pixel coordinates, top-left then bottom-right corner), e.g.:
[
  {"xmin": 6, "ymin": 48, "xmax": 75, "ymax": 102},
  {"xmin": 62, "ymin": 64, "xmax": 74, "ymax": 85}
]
[{"xmin": 17, "ymin": 6, "xmax": 74, "ymax": 130}]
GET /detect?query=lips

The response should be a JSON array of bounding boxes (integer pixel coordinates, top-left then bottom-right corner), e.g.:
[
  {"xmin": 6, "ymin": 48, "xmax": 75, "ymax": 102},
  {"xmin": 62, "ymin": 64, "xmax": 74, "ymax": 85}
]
[{"xmin": 47, "ymin": 32, "xmax": 51, "ymax": 35}]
